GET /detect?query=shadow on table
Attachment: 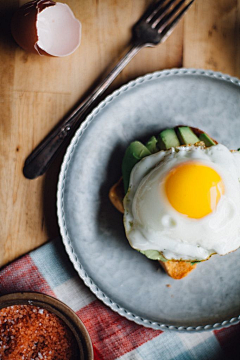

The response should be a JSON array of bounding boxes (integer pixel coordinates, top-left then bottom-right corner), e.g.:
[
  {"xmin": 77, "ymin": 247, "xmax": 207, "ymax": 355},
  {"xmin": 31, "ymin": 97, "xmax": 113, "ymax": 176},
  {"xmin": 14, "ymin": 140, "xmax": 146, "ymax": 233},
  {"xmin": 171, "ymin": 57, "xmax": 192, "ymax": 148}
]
[
  {"xmin": 42, "ymin": 146, "xmax": 66, "ymax": 239},
  {"xmin": 0, "ymin": 2, "xmax": 18, "ymax": 52}
]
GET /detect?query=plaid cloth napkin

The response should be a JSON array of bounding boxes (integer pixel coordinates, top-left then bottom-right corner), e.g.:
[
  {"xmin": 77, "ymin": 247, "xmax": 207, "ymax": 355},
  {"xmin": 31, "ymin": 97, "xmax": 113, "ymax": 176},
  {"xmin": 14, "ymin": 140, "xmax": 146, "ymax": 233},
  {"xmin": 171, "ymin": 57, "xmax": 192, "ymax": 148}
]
[{"xmin": 0, "ymin": 238, "xmax": 239, "ymax": 360}]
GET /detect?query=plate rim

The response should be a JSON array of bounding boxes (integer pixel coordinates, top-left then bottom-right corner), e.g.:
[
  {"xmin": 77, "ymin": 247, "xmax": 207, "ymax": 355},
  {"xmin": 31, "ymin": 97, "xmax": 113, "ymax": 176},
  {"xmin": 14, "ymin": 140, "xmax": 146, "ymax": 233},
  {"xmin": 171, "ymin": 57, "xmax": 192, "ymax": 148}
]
[{"xmin": 57, "ymin": 68, "xmax": 240, "ymax": 332}]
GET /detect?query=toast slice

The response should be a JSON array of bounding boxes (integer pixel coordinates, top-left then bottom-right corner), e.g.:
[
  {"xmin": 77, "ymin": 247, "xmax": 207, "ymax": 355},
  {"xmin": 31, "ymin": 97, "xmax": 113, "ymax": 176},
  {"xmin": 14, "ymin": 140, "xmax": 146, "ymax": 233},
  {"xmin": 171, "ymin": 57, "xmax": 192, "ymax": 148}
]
[
  {"xmin": 109, "ymin": 126, "xmax": 216, "ymax": 279},
  {"xmin": 160, "ymin": 260, "xmax": 197, "ymax": 279},
  {"xmin": 109, "ymin": 177, "xmax": 124, "ymax": 214}
]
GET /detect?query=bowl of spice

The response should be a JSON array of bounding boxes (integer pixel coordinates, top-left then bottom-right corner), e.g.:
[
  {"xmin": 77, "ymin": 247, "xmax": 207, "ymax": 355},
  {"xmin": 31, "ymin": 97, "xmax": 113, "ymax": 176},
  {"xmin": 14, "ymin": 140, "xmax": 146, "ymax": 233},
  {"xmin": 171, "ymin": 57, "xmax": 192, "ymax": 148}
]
[{"xmin": 0, "ymin": 292, "xmax": 93, "ymax": 360}]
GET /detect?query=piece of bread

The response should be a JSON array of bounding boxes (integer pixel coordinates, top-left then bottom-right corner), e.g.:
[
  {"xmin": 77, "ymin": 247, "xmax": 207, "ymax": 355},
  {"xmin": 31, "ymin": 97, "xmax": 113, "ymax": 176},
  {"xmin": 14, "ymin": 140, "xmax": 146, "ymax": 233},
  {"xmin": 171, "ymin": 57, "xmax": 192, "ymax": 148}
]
[
  {"xmin": 109, "ymin": 177, "xmax": 124, "ymax": 214},
  {"xmin": 109, "ymin": 126, "xmax": 216, "ymax": 280},
  {"xmin": 160, "ymin": 260, "xmax": 197, "ymax": 279}
]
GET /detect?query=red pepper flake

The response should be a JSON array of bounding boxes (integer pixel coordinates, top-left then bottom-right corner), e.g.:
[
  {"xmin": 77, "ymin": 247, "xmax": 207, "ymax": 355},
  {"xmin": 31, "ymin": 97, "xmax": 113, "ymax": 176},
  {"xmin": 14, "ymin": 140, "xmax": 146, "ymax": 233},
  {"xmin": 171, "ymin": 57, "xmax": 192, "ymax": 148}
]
[{"xmin": 0, "ymin": 305, "xmax": 79, "ymax": 360}]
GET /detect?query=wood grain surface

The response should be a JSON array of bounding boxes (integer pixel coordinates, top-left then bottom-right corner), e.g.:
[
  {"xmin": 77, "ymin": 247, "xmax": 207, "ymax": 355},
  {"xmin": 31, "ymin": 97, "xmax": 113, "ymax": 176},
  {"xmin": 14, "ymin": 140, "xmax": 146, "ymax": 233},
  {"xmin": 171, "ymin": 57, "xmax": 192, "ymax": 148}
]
[{"xmin": 0, "ymin": 0, "xmax": 240, "ymax": 268}]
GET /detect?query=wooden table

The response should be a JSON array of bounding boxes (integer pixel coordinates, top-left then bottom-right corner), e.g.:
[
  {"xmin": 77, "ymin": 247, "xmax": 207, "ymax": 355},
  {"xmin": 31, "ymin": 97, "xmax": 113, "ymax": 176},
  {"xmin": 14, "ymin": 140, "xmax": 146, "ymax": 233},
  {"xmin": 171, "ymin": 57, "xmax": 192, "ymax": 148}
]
[{"xmin": 0, "ymin": 0, "xmax": 239, "ymax": 268}]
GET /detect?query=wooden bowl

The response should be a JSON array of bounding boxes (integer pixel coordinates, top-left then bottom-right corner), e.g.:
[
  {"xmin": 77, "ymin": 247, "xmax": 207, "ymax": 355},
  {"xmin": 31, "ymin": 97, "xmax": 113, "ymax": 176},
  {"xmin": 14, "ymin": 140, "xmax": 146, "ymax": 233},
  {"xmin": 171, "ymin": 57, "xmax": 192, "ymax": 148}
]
[{"xmin": 0, "ymin": 292, "xmax": 94, "ymax": 360}]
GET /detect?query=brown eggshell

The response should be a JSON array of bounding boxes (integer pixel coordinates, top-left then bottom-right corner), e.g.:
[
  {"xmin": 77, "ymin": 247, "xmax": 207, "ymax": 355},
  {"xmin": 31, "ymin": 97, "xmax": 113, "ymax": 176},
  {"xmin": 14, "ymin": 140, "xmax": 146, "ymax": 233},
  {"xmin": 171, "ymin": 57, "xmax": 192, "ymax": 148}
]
[{"xmin": 11, "ymin": 0, "xmax": 56, "ymax": 55}]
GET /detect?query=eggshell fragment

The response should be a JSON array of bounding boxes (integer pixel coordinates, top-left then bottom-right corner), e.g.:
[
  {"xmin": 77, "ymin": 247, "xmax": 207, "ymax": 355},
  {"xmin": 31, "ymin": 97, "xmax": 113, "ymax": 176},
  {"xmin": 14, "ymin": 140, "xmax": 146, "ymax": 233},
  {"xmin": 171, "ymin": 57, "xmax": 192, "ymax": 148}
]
[{"xmin": 11, "ymin": 0, "xmax": 81, "ymax": 57}]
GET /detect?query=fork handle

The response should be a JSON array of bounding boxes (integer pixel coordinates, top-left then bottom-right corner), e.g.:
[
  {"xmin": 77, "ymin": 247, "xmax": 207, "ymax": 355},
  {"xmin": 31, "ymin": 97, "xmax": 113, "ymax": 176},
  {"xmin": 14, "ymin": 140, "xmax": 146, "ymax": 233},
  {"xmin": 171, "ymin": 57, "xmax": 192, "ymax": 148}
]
[{"xmin": 23, "ymin": 43, "xmax": 144, "ymax": 179}]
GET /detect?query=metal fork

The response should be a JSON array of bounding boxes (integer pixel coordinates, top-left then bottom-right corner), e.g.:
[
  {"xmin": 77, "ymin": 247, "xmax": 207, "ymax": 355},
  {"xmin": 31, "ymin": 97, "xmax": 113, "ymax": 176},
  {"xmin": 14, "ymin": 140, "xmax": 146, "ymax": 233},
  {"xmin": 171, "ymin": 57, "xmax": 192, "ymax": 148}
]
[{"xmin": 23, "ymin": 0, "xmax": 195, "ymax": 179}]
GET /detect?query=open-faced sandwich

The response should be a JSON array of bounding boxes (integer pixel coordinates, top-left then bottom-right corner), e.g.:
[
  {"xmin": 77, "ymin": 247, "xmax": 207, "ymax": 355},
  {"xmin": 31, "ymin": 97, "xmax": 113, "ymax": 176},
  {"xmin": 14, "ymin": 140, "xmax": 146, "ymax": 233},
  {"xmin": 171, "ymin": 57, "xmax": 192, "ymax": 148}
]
[{"xmin": 109, "ymin": 126, "xmax": 240, "ymax": 279}]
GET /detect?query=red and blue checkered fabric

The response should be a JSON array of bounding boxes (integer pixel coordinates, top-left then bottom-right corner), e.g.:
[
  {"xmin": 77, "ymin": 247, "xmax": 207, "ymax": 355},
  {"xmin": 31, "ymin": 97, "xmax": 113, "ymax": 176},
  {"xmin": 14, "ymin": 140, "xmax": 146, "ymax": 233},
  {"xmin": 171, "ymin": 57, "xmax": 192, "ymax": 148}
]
[{"xmin": 0, "ymin": 238, "xmax": 239, "ymax": 360}]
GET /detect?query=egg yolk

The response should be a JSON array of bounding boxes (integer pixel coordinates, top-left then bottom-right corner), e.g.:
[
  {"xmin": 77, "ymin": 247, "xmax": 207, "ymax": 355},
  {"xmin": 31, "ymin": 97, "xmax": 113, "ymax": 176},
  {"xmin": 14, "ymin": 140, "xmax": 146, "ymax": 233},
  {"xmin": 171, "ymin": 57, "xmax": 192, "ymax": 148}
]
[{"xmin": 164, "ymin": 162, "xmax": 224, "ymax": 219}]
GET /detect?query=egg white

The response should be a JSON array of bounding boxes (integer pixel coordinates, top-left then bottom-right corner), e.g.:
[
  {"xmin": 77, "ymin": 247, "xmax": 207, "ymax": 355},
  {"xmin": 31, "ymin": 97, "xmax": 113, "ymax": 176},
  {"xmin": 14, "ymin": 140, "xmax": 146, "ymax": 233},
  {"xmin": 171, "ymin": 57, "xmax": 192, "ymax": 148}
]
[{"xmin": 123, "ymin": 144, "xmax": 240, "ymax": 261}]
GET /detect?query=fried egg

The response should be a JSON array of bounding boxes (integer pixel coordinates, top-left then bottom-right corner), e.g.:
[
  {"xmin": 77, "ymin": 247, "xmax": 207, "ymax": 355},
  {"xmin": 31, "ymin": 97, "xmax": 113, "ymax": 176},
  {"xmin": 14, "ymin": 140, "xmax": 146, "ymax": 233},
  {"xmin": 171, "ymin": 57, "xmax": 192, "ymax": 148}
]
[{"xmin": 123, "ymin": 144, "xmax": 240, "ymax": 261}]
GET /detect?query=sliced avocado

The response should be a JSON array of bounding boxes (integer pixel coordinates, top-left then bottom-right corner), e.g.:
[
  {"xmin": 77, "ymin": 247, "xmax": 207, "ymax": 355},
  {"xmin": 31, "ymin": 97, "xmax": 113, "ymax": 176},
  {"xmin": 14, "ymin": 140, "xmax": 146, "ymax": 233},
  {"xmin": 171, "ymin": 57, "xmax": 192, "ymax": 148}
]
[
  {"xmin": 122, "ymin": 141, "xmax": 151, "ymax": 193},
  {"xmin": 139, "ymin": 250, "xmax": 167, "ymax": 262},
  {"xmin": 145, "ymin": 136, "xmax": 158, "ymax": 153},
  {"xmin": 199, "ymin": 133, "xmax": 216, "ymax": 147},
  {"xmin": 190, "ymin": 260, "xmax": 201, "ymax": 265},
  {"xmin": 176, "ymin": 126, "xmax": 200, "ymax": 145},
  {"xmin": 157, "ymin": 128, "xmax": 180, "ymax": 150}
]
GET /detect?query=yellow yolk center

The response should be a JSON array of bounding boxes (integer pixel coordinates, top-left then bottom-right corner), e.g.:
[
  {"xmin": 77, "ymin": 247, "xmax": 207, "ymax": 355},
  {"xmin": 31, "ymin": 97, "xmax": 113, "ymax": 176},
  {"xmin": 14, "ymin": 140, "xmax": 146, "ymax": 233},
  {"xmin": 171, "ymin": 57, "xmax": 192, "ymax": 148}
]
[{"xmin": 164, "ymin": 162, "xmax": 224, "ymax": 219}]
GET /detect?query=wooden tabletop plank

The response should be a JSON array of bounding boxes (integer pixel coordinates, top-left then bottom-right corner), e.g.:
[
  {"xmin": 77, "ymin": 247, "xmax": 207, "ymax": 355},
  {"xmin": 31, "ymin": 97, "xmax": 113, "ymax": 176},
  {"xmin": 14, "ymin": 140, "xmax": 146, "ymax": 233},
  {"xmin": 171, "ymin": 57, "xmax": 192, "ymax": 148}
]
[
  {"xmin": 0, "ymin": 0, "xmax": 239, "ymax": 267},
  {"xmin": 183, "ymin": 0, "xmax": 240, "ymax": 76}
]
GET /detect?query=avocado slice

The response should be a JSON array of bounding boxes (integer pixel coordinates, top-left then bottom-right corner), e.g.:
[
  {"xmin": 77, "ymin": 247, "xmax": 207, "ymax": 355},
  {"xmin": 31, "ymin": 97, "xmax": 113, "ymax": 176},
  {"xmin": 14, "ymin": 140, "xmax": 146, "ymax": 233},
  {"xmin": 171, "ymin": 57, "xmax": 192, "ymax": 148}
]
[
  {"xmin": 145, "ymin": 136, "xmax": 158, "ymax": 153},
  {"xmin": 157, "ymin": 128, "xmax": 180, "ymax": 150},
  {"xmin": 198, "ymin": 133, "xmax": 216, "ymax": 147},
  {"xmin": 176, "ymin": 126, "xmax": 200, "ymax": 145},
  {"xmin": 122, "ymin": 141, "xmax": 151, "ymax": 193},
  {"xmin": 139, "ymin": 250, "xmax": 167, "ymax": 262}
]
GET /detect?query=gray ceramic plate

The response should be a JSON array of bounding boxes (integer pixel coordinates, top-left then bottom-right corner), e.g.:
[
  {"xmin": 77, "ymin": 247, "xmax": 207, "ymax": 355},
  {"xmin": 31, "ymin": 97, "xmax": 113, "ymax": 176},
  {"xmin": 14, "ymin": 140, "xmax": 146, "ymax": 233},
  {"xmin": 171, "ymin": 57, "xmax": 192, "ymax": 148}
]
[{"xmin": 57, "ymin": 68, "xmax": 240, "ymax": 332}]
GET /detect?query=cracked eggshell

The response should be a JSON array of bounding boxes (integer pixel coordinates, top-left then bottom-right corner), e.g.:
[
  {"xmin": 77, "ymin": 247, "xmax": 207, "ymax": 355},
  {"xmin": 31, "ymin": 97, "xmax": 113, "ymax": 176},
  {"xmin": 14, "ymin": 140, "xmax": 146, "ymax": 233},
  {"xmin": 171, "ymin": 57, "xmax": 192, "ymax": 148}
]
[{"xmin": 11, "ymin": 0, "xmax": 81, "ymax": 57}]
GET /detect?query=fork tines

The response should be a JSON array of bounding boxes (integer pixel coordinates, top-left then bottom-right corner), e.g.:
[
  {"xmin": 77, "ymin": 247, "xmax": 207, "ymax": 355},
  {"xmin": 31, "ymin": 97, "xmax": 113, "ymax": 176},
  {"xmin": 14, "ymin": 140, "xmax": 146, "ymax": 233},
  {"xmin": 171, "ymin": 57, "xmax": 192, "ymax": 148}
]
[{"xmin": 145, "ymin": 0, "xmax": 195, "ymax": 36}]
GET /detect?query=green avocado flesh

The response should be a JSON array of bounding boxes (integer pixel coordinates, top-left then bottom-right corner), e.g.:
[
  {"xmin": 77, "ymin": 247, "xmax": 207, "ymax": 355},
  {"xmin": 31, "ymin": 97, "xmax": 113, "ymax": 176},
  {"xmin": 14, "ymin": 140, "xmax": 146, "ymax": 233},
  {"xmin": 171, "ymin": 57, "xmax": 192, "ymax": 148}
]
[
  {"xmin": 199, "ymin": 132, "xmax": 216, "ymax": 147},
  {"xmin": 140, "ymin": 250, "xmax": 202, "ymax": 264},
  {"xmin": 176, "ymin": 126, "xmax": 200, "ymax": 145},
  {"xmin": 157, "ymin": 128, "xmax": 180, "ymax": 150},
  {"xmin": 190, "ymin": 260, "xmax": 201, "ymax": 265},
  {"xmin": 122, "ymin": 141, "xmax": 151, "ymax": 193},
  {"xmin": 145, "ymin": 136, "xmax": 158, "ymax": 153},
  {"xmin": 122, "ymin": 127, "xmax": 216, "ymax": 194},
  {"xmin": 139, "ymin": 250, "xmax": 167, "ymax": 262}
]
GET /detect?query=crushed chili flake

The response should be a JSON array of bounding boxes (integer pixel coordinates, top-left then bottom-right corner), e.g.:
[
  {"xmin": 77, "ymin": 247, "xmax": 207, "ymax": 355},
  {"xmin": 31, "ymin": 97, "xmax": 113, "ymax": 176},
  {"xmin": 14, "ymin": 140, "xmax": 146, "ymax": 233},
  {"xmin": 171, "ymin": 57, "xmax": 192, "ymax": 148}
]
[{"xmin": 0, "ymin": 305, "xmax": 79, "ymax": 360}]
